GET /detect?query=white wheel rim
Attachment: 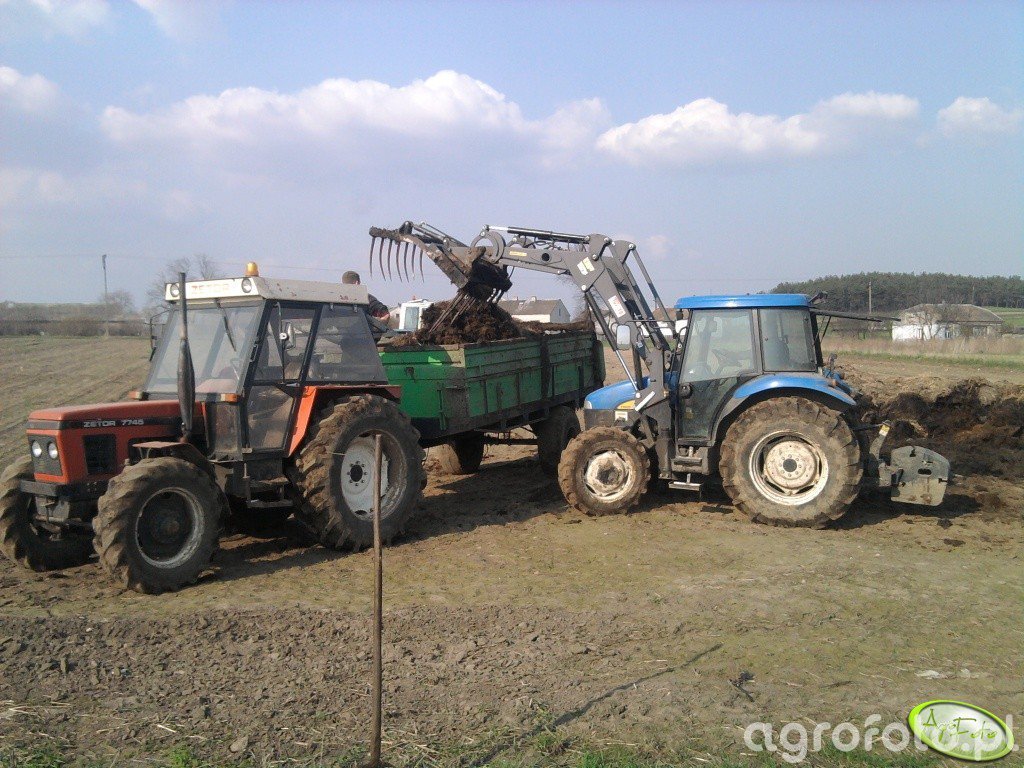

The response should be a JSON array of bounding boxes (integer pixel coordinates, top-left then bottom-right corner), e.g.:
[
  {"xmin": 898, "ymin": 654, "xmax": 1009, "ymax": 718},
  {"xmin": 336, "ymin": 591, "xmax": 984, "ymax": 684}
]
[
  {"xmin": 749, "ymin": 431, "xmax": 829, "ymax": 506},
  {"xmin": 339, "ymin": 435, "xmax": 391, "ymax": 517},
  {"xmin": 583, "ymin": 449, "xmax": 634, "ymax": 503},
  {"xmin": 135, "ymin": 486, "xmax": 205, "ymax": 568}
]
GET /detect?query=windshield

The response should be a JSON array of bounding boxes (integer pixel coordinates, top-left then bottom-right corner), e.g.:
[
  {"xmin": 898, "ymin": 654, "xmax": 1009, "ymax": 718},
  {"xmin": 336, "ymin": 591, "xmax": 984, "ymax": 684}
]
[{"xmin": 145, "ymin": 305, "xmax": 262, "ymax": 394}]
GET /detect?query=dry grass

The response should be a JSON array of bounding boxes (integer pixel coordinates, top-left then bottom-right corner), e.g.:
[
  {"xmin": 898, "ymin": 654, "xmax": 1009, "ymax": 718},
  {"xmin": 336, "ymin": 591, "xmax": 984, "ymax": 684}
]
[{"xmin": 822, "ymin": 334, "xmax": 1024, "ymax": 369}]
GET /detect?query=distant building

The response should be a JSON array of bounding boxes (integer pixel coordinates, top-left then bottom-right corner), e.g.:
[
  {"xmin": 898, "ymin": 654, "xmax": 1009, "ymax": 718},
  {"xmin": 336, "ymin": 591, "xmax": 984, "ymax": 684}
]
[
  {"xmin": 497, "ymin": 297, "xmax": 571, "ymax": 324},
  {"xmin": 892, "ymin": 303, "xmax": 1003, "ymax": 340}
]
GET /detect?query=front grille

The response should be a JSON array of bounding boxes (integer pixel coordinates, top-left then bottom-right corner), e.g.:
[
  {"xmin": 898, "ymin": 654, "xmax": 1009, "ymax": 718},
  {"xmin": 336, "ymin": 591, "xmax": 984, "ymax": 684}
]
[{"xmin": 83, "ymin": 434, "xmax": 117, "ymax": 475}]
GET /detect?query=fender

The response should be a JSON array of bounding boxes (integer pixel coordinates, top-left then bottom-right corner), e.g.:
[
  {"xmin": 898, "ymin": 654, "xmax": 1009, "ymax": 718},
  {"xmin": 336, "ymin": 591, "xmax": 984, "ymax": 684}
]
[
  {"xmin": 287, "ymin": 384, "xmax": 402, "ymax": 457},
  {"xmin": 711, "ymin": 373, "xmax": 858, "ymax": 444},
  {"xmin": 131, "ymin": 440, "xmax": 216, "ymax": 480}
]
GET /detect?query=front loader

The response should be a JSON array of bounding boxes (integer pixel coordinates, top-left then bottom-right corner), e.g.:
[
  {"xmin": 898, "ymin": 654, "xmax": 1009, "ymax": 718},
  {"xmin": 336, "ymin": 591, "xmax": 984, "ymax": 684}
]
[
  {"xmin": 1, "ymin": 267, "xmax": 424, "ymax": 593},
  {"xmin": 368, "ymin": 221, "xmax": 951, "ymax": 527}
]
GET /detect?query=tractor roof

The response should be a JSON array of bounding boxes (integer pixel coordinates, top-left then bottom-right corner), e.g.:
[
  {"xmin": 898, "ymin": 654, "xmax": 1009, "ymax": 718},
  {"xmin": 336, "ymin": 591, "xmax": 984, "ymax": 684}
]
[
  {"xmin": 165, "ymin": 276, "xmax": 368, "ymax": 305},
  {"xmin": 674, "ymin": 294, "xmax": 809, "ymax": 310}
]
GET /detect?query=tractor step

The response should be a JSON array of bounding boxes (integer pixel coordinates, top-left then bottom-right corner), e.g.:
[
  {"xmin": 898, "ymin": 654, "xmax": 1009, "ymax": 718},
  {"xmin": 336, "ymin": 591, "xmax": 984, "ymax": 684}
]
[{"xmin": 669, "ymin": 478, "xmax": 703, "ymax": 493}]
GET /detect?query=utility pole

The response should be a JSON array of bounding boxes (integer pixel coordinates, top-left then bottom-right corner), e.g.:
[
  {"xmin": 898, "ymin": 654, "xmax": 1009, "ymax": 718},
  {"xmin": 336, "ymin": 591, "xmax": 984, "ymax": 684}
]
[
  {"xmin": 868, "ymin": 279, "xmax": 873, "ymax": 315},
  {"xmin": 102, "ymin": 254, "xmax": 109, "ymax": 337}
]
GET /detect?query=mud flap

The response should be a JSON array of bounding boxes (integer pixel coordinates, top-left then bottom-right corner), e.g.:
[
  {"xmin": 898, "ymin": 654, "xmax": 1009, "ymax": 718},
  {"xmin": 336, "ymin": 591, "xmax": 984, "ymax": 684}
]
[{"xmin": 885, "ymin": 446, "xmax": 950, "ymax": 506}]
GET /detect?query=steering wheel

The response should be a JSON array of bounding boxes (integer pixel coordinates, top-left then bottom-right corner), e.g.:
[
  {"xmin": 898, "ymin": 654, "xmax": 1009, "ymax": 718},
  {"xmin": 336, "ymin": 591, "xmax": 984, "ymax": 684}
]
[{"xmin": 710, "ymin": 347, "xmax": 743, "ymax": 376}]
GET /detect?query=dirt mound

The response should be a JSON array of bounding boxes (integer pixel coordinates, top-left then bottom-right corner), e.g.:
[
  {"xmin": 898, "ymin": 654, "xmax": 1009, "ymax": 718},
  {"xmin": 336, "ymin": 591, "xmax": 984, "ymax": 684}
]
[
  {"xmin": 393, "ymin": 299, "xmax": 534, "ymax": 346},
  {"xmin": 847, "ymin": 371, "xmax": 1024, "ymax": 479}
]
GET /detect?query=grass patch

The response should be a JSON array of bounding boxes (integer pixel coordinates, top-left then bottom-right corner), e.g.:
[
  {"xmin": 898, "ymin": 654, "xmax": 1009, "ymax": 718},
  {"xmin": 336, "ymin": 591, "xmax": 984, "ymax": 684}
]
[{"xmin": 834, "ymin": 348, "xmax": 1024, "ymax": 370}]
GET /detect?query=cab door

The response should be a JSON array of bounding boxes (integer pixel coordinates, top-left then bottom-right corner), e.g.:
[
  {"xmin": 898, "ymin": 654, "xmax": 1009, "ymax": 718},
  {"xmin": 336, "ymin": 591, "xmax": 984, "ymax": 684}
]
[
  {"xmin": 676, "ymin": 308, "xmax": 759, "ymax": 442},
  {"xmin": 244, "ymin": 305, "xmax": 315, "ymax": 451}
]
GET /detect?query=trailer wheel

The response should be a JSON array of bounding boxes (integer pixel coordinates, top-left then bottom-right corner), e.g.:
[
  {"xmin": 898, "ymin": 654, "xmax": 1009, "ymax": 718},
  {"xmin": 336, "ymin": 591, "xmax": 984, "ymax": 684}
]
[
  {"xmin": 291, "ymin": 395, "xmax": 424, "ymax": 550},
  {"xmin": 558, "ymin": 428, "xmax": 649, "ymax": 516},
  {"xmin": 536, "ymin": 406, "xmax": 581, "ymax": 475},
  {"xmin": 93, "ymin": 457, "xmax": 225, "ymax": 594},
  {"xmin": 0, "ymin": 457, "xmax": 92, "ymax": 571},
  {"xmin": 433, "ymin": 434, "xmax": 485, "ymax": 475},
  {"xmin": 719, "ymin": 397, "xmax": 862, "ymax": 528}
]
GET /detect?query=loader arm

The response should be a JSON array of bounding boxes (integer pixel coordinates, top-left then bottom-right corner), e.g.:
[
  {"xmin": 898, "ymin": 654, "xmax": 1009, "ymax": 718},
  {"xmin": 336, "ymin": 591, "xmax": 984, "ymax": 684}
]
[{"xmin": 369, "ymin": 221, "xmax": 675, "ymax": 422}]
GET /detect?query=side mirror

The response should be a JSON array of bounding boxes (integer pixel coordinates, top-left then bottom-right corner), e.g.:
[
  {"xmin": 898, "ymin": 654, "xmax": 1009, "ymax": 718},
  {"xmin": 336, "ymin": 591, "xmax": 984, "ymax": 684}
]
[{"xmin": 614, "ymin": 323, "xmax": 631, "ymax": 350}]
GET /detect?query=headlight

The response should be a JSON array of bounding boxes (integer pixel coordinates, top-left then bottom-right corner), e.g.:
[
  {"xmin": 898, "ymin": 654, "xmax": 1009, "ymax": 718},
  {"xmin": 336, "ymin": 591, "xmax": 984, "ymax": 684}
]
[
  {"xmin": 240, "ymin": 277, "xmax": 254, "ymax": 293},
  {"xmin": 583, "ymin": 400, "xmax": 593, "ymax": 409},
  {"xmin": 31, "ymin": 440, "xmax": 43, "ymax": 458},
  {"xmin": 47, "ymin": 441, "xmax": 59, "ymax": 460}
]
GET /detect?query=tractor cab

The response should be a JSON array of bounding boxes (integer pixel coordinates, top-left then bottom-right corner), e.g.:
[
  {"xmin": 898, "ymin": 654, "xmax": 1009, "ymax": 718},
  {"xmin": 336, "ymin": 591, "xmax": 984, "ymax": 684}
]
[
  {"xmin": 145, "ymin": 274, "xmax": 387, "ymax": 459},
  {"xmin": 669, "ymin": 294, "xmax": 844, "ymax": 444}
]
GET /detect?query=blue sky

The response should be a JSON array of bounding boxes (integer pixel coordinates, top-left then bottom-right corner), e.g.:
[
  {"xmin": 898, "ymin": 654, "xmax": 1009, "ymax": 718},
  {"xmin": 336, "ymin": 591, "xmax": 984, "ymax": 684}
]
[{"xmin": 1, "ymin": 0, "xmax": 1021, "ymax": 309}]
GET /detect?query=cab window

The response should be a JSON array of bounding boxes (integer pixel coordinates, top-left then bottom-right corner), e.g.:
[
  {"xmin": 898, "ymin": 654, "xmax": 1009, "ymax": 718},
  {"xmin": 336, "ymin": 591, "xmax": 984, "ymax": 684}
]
[
  {"xmin": 681, "ymin": 309, "xmax": 757, "ymax": 381},
  {"xmin": 308, "ymin": 305, "xmax": 386, "ymax": 383},
  {"xmin": 759, "ymin": 308, "xmax": 817, "ymax": 372},
  {"xmin": 253, "ymin": 307, "xmax": 315, "ymax": 382}
]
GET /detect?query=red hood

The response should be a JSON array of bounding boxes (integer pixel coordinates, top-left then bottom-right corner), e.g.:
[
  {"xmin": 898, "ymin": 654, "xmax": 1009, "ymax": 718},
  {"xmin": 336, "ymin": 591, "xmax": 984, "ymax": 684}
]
[{"xmin": 30, "ymin": 399, "xmax": 179, "ymax": 423}]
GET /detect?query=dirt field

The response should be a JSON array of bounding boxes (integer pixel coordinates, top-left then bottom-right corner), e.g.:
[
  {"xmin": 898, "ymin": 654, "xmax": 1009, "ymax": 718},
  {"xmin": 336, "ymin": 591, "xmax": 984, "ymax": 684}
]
[{"xmin": 0, "ymin": 337, "xmax": 1020, "ymax": 766}]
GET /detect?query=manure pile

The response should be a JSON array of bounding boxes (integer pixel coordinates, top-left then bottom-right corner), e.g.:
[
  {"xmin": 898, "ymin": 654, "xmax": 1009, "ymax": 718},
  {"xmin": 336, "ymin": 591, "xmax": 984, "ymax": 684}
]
[
  {"xmin": 848, "ymin": 372, "xmax": 1024, "ymax": 480},
  {"xmin": 390, "ymin": 299, "xmax": 536, "ymax": 346}
]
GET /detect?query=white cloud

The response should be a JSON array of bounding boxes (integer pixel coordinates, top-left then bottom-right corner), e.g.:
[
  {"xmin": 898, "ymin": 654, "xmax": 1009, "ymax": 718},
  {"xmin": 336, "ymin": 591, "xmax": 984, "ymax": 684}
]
[
  {"xmin": 0, "ymin": 65, "xmax": 60, "ymax": 114},
  {"xmin": 0, "ymin": 0, "xmax": 111, "ymax": 38},
  {"xmin": 101, "ymin": 70, "xmax": 607, "ymax": 172},
  {"xmin": 937, "ymin": 97, "xmax": 1023, "ymax": 137},
  {"xmin": 596, "ymin": 92, "xmax": 919, "ymax": 168}
]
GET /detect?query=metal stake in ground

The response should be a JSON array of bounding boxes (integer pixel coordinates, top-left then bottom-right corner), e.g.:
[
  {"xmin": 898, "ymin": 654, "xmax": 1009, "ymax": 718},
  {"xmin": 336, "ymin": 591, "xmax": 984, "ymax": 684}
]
[{"xmin": 366, "ymin": 432, "xmax": 384, "ymax": 768}]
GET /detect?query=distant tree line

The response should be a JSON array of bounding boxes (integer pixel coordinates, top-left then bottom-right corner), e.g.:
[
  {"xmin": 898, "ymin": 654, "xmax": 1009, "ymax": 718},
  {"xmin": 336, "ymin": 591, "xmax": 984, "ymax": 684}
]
[{"xmin": 770, "ymin": 273, "xmax": 1024, "ymax": 312}]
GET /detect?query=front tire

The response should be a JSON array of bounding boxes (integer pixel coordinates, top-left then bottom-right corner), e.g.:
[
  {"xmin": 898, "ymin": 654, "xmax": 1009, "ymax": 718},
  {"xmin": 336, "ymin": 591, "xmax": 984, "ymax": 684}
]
[
  {"xmin": 719, "ymin": 397, "xmax": 862, "ymax": 528},
  {"xmin": 93, "ymin": 457, "xmax": 225, "ymax": 594},
  {"xmin": 291, "ymin": 395, "xmax": 425, "ymax": 550},
  {"xmin": 557, "ymin": 428, "xmax": 650, "ymax": 516},
  {"xmin": 0, "ymin": 457, "xmax": 92, "ymax": 571}
]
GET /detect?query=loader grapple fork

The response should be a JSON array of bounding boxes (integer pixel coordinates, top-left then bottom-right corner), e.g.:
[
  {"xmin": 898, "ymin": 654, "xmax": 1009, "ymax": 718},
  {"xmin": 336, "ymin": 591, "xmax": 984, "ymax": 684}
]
[{"xmin": 369, "ymin": 221, "xmax": 512, "ymax": 331}]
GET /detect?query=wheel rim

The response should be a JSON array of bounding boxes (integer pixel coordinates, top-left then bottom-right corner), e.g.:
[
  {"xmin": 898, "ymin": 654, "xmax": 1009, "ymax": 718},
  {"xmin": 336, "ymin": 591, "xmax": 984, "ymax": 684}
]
[
  {"xmin": 583, "ymin": 448, "xmax": 634, "ymax": 503},
  {"xmin": 749, "ymin": 431, "xmax": 829, "ymax": 506},
  {"xmin": 135, "ymin": 487, "xmax": 204, "ymax": 568},
  {"xmin": 339, "ymin": 434, "xmax": 393, "ymax": 518}
]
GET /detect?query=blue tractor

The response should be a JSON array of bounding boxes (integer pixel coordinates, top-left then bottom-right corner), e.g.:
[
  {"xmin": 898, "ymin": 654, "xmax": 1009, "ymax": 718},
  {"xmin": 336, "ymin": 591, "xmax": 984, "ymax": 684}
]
[{"xmin": 369, "ymin": 222, "xmax": 951, "ymax": 527}]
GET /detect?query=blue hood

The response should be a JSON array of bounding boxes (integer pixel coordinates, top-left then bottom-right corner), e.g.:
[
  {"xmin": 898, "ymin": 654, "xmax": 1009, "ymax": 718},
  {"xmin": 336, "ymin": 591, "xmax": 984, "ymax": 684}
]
[{"xmin": 585, "ymin": 378, "xmax": 647, "ymax": 410}]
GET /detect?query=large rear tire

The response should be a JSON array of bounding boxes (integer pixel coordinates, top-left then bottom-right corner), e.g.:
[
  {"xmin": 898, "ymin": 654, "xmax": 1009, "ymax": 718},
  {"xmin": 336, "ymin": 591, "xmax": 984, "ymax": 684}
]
[
  {"xmin": 433, "ymin": 434, "xmax": 485, "ymax": 475},
  {"xmin": 557, "ymin": 428, "xmax": 650, "ymax": 516},
  {"xmin": 536, "ymin": 406, "xmax": 581, "ymax": 475},
  {"xmin": 93, "ymin": 457, "xmax": 225, "ymax": 594},
  {"xmin": 719, "ymin": 397, "xmax": 862, "ymax": 528},
  {"xmin": 290, "ymin": 395, "xmax": 425, "ymax": 550},
  {"xmin": 0, "ymin": 457, "xmax": 92, "ymax": 571}
]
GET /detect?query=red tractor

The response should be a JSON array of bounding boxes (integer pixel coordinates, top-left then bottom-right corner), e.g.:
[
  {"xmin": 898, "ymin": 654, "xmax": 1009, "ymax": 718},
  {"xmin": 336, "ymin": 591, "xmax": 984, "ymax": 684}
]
[{"xmin": 0, "ymin": 268, "xmax": 424, "ymax": 593}]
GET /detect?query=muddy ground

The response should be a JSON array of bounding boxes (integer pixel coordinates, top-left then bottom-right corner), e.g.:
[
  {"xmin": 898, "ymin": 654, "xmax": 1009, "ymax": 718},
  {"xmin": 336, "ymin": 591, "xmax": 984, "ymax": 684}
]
[{"xmin": 0, "ymin": 340, "xmax": 1021, "ymax": 765}]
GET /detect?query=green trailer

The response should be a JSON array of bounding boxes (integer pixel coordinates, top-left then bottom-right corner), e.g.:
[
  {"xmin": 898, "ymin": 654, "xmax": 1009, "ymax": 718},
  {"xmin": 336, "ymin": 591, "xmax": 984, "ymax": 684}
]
[{"xmin": 379, "ymin": 329, "xmax": 604, "ymax": 474}]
